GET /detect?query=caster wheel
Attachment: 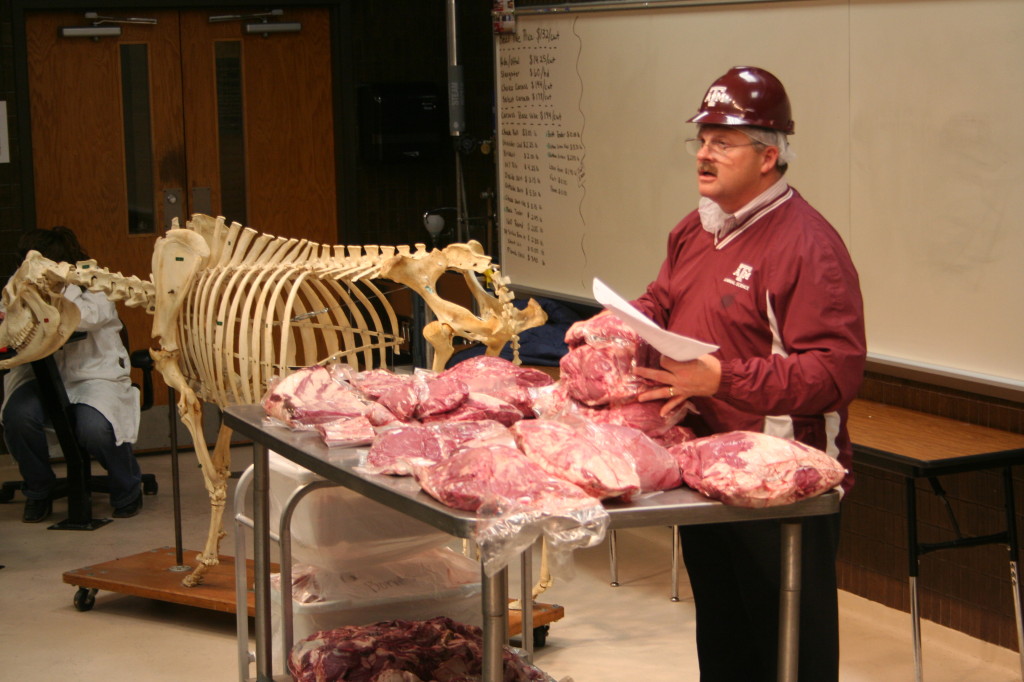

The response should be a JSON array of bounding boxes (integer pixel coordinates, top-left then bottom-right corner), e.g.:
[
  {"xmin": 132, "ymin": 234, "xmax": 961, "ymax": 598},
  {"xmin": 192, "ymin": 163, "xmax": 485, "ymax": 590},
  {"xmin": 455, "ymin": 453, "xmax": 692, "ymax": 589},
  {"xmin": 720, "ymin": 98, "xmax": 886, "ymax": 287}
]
[
  {"xmin": 533, "ymin": 624, "xmax": 549, "ymax": 648},
  {"xmin": 73, "ymin": 587, "xmax": 97, "ymax": 612}
]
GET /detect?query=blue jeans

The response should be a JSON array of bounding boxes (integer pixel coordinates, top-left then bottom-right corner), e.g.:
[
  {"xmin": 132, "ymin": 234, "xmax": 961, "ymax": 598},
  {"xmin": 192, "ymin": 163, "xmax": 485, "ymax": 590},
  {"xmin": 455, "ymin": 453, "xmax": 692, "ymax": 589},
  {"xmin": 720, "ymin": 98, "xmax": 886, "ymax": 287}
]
[{"xmin": 3, "ymin": 381, "xmax": 141, "ymax": 508}]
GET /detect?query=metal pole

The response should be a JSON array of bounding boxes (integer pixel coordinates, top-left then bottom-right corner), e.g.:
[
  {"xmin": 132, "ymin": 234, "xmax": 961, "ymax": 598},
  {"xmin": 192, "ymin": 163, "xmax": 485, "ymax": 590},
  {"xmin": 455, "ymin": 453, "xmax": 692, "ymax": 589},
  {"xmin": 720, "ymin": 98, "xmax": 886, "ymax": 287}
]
[
  {"xmin": 777, "ymin": 520, "xmax": 802, "ymax": 682},
  {"xmin": 907, "ymin": 477, "xmax": 923, "ymax": 682},
  {"xmin": 253, "ymin": 441, "xmax": 273, "ymax": 680},
  {"xmin": 168, "ymin": 387, "xmax": 186, "ymax": 568},
  {"xmin": 446, "ymin": 0, "xmax": 468, "ymax": 243},
  {"xmin": 1001, "ymin": 466, "xmax": 1024, "ymax": 679},
  {"xmin": 481, "ymin": 565, "xmax": 509, "ymax": 682}
]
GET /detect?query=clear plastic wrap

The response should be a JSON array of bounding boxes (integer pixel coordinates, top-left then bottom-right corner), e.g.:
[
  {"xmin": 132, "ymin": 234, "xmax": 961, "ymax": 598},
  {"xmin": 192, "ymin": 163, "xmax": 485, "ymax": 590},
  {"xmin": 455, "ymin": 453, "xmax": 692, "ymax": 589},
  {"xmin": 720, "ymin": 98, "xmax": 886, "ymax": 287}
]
[
  {"xmin": 414, "ymin": 444, "xmax": 609, "ymax": 578},
  {"xmin": 271, "ymin": 547, "xmax": 484, "ymax": 649}
]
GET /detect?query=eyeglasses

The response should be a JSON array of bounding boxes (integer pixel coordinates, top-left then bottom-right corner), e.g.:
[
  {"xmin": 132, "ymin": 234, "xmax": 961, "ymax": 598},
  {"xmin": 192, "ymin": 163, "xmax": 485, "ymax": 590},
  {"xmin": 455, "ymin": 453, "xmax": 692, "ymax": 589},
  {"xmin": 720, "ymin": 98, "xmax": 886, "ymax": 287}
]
[{"xmin": 684, "ymin": 137, "xmax": 763, "ymax": 158}]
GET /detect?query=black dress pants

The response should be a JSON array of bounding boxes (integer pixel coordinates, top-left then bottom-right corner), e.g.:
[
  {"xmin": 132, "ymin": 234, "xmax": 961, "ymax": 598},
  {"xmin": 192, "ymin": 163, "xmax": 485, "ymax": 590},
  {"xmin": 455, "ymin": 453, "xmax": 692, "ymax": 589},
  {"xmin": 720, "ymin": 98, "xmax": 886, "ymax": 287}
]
[{"xmin": 679, "ymin": 513, "xmax": 841, "ymax": 682}]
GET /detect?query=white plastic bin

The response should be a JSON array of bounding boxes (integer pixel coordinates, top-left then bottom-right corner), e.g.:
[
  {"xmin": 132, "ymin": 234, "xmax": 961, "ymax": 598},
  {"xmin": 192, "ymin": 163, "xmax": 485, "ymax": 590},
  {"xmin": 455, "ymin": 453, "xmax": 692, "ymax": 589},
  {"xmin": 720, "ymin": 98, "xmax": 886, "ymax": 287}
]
[{"xmin": 267, "ymin": 451, "xmax": 451, "ymax": 571}]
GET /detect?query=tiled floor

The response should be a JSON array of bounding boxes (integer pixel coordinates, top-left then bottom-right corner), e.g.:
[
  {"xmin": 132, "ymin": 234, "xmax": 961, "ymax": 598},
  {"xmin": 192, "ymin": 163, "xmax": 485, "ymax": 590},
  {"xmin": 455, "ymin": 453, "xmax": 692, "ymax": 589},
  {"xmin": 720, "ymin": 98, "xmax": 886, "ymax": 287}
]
[{"xmin": 0, "ymin": 447, "xmax": 1019, "ymax": 681}]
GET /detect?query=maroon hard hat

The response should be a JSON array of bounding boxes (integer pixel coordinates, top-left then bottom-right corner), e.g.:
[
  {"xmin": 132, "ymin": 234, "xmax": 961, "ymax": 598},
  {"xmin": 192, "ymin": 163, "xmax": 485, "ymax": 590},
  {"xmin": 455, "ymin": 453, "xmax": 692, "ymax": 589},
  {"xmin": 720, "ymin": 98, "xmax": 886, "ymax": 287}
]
[{"xmin": 687, "ymin": 66, "xmax": 795, "ymax": 134}]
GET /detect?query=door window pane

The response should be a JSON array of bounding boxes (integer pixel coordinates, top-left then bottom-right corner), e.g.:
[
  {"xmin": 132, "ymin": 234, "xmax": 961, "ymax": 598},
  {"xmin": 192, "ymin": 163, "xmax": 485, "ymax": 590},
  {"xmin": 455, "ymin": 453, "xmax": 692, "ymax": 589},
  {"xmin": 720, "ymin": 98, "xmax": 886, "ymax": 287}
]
[
  {"xmin": 121, "ymin": 44, "xmax": 155, "ymax": 235},
  {"xmin": 215, "ymin": 41, "xmax": 247, "ymax": 225}
]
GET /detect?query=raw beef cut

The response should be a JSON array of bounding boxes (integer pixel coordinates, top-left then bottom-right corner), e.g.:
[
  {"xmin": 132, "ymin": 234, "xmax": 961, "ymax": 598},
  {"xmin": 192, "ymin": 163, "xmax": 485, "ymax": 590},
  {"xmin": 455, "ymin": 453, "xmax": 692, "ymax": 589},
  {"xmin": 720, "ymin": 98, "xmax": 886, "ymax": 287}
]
[
  {"xmin": 559, "ymin": 314, "xmax": 663, "ymax": 407},
  {"xmin": 362, "ymin": 420, "xmax": 511, "ymax": 476},
  {"xmin": 420, "ymin": 392, "xmax": 523, "ymax": 427},
  {"xmin": 316, "ymin": 415, "xmax": 376, "ymax": 448},
  {"xmin": 288, "ymin": 616, "xmax": 548, "ymax": 682},
  {"xmin": 559, "ymin": 342, "xmax": 654, "ymax": 407},
  {"xmin": 443, "ymin": 355, "xmax": 553, "ymax": 416},
  {"xmin": 531, "ymin": 383, "xmax": 691, "ymax": 441},
  {"xmin": 564, "ymin": 311, "xmax": 644, "ymax": 349},
  {"xmin": 510, "ymin": 419, "xmax": 641, "ymax": 500},
  {"xmin": 412, "ymin": 372, "xmax": 469, "ymax": 419},
  {"xmin": 350, "ymin": 367, "xmax": 409, "ymax": 400},
  {"xmin": 671, "ymin": 431, "xmax": 846, "ymax": 508},
  {"xmin": 375, "ymin": 376, "xmax": 420, "ymax": 421},
  {"xmin": 414, "ymin": 443, "xmax": 596, "ymax": 513},
  {"xmin": 363, "ymin": 424, "xmax": 449, "ymax": 475},
  {"xmin": 578, "ymin": 422, "xmax": 682, "ymax": 492},
  {"xmin": 262, "ymin": 366, "xmax": 370, "ymax": 428}
]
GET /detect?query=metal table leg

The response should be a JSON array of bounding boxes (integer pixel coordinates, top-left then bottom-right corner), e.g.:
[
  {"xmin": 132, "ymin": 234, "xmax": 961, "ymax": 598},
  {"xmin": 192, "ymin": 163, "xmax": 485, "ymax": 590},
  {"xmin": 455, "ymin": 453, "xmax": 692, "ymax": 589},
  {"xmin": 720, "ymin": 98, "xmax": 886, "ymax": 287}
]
[
  {"xmin": 1001, "ymin": 466, "xmax": 1024, "ymax": 680},
  {"xmin": 777, "ymin": 519, "xmax": 803, "ymax": 682},
  {"xmin": 482, "ymin": 566, "xmax": 509, "ymax": 682},
  {"xmin": 252, "ymin": 441, "xmax": 274, "ymax": 681},
  {"xmin": 671, "ymin": 525, "xmax": 681, "ymax": 602},
  {"xmin": 906, "ymin": 477, "xmax": 923, "ymax": 682},
  {"xmin": 608, "ymin": 529, "xmax": 619, "ymax": 586}
]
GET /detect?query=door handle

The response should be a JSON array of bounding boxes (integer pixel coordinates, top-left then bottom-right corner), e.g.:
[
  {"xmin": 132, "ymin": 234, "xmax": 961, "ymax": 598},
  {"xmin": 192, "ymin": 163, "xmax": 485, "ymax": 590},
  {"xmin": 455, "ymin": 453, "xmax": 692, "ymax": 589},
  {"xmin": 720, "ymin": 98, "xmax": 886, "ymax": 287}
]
[{"xmin": 163, "ymin": 188, "xmax": 183, "ymax": 230}]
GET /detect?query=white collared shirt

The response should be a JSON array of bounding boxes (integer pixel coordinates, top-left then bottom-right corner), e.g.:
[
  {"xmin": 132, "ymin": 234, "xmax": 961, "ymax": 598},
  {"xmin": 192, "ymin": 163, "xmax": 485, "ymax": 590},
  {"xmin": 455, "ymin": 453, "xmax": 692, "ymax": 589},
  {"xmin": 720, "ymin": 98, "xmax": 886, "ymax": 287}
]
[{"xmin": 698, "ymin": 176, "xmax": 790, "ymax": 241}]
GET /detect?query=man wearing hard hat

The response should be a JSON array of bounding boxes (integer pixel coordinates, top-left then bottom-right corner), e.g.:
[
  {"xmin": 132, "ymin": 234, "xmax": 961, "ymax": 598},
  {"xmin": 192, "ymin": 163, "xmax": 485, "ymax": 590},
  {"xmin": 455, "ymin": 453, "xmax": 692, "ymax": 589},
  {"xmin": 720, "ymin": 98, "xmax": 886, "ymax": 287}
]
[{"xmin": 635, "ymin": 67, "xmax": 867, "ymax": 681}]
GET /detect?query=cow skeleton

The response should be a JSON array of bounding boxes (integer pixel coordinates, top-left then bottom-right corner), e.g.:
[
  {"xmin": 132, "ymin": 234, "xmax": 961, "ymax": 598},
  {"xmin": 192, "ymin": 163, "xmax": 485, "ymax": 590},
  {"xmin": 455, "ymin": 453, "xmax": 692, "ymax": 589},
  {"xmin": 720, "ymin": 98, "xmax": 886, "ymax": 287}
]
[{"xmin": 0, "ymin": 214, "xmax": 546, "ymax": 586}]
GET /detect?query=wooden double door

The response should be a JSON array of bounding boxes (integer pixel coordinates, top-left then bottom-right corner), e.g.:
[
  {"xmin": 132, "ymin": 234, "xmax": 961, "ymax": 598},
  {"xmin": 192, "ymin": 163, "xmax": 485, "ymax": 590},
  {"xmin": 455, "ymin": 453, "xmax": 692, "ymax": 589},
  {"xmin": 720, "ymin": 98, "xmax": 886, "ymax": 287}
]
[{"xmin": 26, "ymin": 7, "xmax": 339, "ymax": 365}]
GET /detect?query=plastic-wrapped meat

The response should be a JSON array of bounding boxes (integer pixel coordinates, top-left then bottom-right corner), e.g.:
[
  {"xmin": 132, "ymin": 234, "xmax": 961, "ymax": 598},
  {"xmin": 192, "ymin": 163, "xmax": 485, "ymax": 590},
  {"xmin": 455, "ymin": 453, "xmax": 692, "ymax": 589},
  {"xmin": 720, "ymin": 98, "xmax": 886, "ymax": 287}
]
[
  {"xmin": 671, "ymin": 430, "xmax": 847, "ymax": 508},
  {"xmin": 559, "ymin": 342, "xmax": 652, "ymax": 407},
  {"xmin": 316, "ymin": 415, "xmax": 376, "ymax": 448},
  {"xmin": 262, "ymin": 366, "xmax": 370, "ymax": 428},
  {"xmin": 363, "ymin": 424, "xmax": 450, "ymax": 476},
  {"xmin": 576, "ymin": 399, "xmax": 691, "ymax": 439},
  {"xmin": 376, "ymin": 377, "xmax": 420, "ymax": 421},
  {"xmin": 442, "ymin": 355, "xmax": 554, "ymax": 416},
  {"xmin": 560, "ymin": 313, "xmax": 663, "ymax": 407},
  {"xmin": 564, "ymin": 311, "xmax": 645, "ymax": 349},
  {"xmin": 413, "ymin": 372, "xmax": 469, "ymax": 419},
  {"xmin": 421, "ymin": 392, "xmax": 524, "ymax": 427},
  {"xmin": 415, "ymin": 444, "xmax": 596, "ymax": 513},
  {"xmin": 579, "ymin": 422, "xmax": 681, "ymax": 492},
  {"xmin": 350, "ymin": 368, "xmax": 409, "ymax": 400},
  {"xmin": 362, "ymin": 420, "xmax": 511, "ymax": 476},
  {"xmin": 510, "ymin": 419, "xmax": 641, "ymax": 501},
  {"xmin": 288, "ymin": 616, "xmax": 548, "ymax": 682}
]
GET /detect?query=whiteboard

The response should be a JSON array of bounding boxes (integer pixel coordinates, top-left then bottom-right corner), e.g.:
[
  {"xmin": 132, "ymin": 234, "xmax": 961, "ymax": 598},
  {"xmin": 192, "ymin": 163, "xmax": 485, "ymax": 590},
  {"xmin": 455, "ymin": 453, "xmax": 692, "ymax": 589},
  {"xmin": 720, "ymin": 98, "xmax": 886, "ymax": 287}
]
[{"xmin": 494, "ymin": 0, "xmax": 1024, "ymax": 390}]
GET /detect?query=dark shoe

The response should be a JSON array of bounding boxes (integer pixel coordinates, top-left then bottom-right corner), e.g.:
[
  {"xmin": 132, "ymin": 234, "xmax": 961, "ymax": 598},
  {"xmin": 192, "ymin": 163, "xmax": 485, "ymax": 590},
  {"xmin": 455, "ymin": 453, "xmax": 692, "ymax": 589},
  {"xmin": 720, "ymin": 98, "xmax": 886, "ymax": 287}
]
[
  {"xmin": 23, "ymin": 498, "xmax": 52, "ymax": 523},
  {"xmin": 113, "ymin": 493, "xmax": 143, "ymax": 518}
]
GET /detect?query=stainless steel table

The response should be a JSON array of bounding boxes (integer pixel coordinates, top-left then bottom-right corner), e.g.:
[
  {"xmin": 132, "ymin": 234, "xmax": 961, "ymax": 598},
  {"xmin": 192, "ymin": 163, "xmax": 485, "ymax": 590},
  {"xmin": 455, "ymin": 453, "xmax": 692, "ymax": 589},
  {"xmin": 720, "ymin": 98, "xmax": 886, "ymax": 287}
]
[{"xmin": 223, "ymin": 404, "xmax": 840, "ymax": 682}]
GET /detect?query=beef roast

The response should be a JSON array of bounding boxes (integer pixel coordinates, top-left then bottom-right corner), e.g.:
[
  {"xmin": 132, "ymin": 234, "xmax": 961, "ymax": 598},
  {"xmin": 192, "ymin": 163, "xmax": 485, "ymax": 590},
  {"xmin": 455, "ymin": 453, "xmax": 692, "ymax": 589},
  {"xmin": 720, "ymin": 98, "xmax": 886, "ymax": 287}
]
[
  {"xmin": 578, "ymin": 421, "xmax": 682, "ymax": 492},
  {"xmin": 262, "ymin": 366, "xmax": 370, "ymax": 428},
  {"xmin": 510, "ymin": 419, "xmax": 641, "ymax": 500},
  {"xmin": 362, "ymin": 420, "xmax": 511, "ymax": 476},
  {"xmin": 671, "ymin": 430, "xmax": 846, "ymax": 507},
  {"xmin": 414, "ymin": 443, "xmax": 596, "ymax": 514},
  {"xmin": 442, "ymin": 355, "xmax": 553, "ymax": 416}
]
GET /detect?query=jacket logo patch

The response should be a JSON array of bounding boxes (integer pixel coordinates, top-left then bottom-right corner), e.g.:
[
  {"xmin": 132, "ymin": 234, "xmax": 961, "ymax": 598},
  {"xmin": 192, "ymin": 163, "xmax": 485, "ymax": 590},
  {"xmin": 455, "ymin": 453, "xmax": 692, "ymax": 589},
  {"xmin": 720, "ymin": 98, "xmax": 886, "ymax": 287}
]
[{"xmin": 724, "ymin": 263, "xmax": 752, "ymax": 291}]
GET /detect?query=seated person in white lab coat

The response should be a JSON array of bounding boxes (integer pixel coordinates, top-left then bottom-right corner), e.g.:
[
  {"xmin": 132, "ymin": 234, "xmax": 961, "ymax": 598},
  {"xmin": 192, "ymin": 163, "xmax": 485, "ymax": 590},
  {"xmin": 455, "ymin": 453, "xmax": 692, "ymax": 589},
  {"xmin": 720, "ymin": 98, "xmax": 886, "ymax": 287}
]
[{"xmin": 1, "ymin": 226, "xmax": 142, "ymax": 523}]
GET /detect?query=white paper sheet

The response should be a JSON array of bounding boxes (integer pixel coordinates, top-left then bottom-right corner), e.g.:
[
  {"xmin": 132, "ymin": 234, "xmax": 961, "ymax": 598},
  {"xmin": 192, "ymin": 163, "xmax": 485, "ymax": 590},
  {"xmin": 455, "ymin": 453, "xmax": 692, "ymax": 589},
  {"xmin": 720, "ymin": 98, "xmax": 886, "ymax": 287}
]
[{"xmin": 592, "ymin": 278, "xmax": 718, "ymax": 361}]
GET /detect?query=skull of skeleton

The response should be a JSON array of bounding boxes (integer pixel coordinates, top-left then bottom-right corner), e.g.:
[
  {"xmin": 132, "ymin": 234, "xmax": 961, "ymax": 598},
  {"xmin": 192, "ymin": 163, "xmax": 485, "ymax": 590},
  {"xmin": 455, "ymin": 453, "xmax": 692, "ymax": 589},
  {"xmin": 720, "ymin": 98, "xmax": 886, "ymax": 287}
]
[{"xmin": 0, "ymin": 251, "xmax": 81, "ymax": 369}]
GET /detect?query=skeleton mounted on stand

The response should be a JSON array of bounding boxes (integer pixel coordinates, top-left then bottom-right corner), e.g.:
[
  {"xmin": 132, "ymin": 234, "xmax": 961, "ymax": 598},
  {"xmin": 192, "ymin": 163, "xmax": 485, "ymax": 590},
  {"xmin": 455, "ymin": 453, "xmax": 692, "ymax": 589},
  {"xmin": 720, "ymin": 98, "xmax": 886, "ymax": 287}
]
[{"xmin": 0, "ymin": 214, "xmax": 546, "ymax": 587}]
